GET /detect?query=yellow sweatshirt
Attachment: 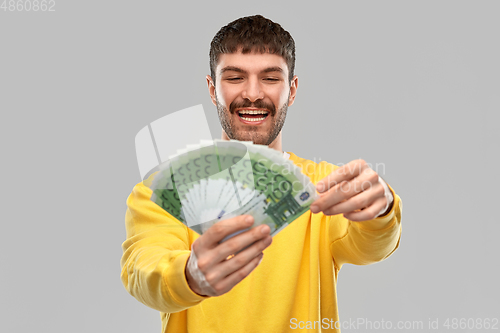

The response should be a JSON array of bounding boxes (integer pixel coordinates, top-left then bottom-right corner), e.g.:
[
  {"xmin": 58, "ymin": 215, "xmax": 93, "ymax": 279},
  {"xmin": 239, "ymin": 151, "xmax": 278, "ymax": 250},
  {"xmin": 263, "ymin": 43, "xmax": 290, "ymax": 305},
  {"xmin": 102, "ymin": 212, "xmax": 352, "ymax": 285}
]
[{"xmin": 121, "ymin": 152, "xmax": 402, "ymax": 332}]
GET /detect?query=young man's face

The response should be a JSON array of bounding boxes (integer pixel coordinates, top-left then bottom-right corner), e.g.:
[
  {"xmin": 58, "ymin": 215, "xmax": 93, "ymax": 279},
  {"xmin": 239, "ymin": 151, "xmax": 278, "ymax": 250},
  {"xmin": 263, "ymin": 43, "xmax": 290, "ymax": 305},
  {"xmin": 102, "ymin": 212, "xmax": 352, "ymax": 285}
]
[{"xmin": 207, "ymin": 49, "xmax": 298, "ymax": 147}]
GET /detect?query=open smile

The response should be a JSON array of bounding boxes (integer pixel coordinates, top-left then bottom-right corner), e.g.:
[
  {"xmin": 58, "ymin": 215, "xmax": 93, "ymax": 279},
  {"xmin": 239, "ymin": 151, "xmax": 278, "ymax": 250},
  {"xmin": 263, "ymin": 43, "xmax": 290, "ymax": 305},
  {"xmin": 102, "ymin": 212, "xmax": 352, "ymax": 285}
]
[{"xmin": 236, "ymin": 109, "xmax": 270, "ymax": 125}]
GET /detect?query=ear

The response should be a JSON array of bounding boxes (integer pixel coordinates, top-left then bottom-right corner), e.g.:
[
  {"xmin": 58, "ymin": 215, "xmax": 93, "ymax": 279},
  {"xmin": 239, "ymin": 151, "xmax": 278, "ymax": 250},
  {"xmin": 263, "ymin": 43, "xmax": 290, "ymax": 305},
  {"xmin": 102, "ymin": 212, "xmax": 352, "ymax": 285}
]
[
  {"xmin": 206, "ymin": 75, "xmax": 217, "ymax": 106},
  {"xmin": 288, "ymin": 75, "xmax": 298, "ymax": 107}
]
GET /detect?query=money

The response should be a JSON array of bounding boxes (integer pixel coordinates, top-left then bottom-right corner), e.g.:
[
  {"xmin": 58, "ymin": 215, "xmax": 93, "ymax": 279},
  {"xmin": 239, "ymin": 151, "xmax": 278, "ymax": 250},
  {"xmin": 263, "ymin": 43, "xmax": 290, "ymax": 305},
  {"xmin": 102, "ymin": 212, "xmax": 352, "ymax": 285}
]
[{"xmin": 148, "ymin": 140, "xmax": 318, "ymax": 238}]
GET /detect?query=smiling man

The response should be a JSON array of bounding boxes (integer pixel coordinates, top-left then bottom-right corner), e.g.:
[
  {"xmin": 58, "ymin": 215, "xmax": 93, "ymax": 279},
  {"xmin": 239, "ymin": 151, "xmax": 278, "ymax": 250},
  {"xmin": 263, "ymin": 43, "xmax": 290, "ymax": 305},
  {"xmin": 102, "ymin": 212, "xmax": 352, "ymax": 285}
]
[
  {"xmin": 211, "ymin": 51, "xmax": 294, "ymax": 150},
  {"xmin": 121, "ymin": 15, "xmax": 402, "ymax": 332}
]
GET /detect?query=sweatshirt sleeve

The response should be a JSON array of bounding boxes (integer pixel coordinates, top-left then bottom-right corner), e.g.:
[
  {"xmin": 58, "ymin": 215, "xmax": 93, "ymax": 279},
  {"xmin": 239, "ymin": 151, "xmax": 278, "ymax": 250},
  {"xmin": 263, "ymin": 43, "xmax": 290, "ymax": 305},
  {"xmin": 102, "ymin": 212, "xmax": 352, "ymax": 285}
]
[
  {"xmin": 120, "ymin": 181, "xmax": 209, "ymax": 313},
  {"xmin": 329, "ymin": 183, "xmax": 402, "ymax": 270}
]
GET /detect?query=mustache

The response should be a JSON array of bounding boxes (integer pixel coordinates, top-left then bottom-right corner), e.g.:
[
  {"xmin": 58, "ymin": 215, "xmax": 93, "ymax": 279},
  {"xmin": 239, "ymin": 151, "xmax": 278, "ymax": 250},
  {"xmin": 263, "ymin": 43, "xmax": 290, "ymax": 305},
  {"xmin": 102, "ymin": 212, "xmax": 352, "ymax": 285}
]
[{"xmin": 229, "ymin": 100, "xmax": 275, "ymax": 116}]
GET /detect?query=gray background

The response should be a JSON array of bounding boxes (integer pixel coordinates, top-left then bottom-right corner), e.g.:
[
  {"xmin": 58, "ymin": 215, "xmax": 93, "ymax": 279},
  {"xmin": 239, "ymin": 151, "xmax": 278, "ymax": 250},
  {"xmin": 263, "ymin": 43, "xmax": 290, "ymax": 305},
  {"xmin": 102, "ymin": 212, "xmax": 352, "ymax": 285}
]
[{"xmin": 1, "ymin": 1, "xmax": 499, "ymax": 332}]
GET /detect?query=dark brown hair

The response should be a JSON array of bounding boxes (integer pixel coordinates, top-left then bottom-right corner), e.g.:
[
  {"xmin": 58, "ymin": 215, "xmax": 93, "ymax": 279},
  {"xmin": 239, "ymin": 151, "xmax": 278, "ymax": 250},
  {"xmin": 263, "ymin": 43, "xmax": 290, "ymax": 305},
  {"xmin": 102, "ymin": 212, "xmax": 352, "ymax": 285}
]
[{"xmin": 209, "ymin": 15, "xmax": 296, "ymax": 85}]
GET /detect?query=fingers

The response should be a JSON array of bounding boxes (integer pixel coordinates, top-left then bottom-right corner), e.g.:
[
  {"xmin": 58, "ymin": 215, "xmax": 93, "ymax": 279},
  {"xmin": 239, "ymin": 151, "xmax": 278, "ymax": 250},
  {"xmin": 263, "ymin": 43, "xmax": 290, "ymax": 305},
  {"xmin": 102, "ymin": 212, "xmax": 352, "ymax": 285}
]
[
  {"xmin": 311, "ymin": 167, "xmax": 379, "ymax": 213},
  {"xmin": 214, "ymin": 224, "xmax": 271, "ymax": 264},
  {"xmin": 316, "ymin": 159, "xmax": 369, "ymax": 193},
  {"xmin": 189, "ymin": 217, "xmax": 272, "ymax": 297},
  {"xmin": 321, "ymin": 182, "xmax": 385, "ymax": 216},
  {"xmin": 198, "ymin": 215, "xmax": 255, "ymax": 247},
  {"xmin": 207, "ymin": 253, "xmax": 264, "ymax": 296},
  {"xmin": 194, "ymin": 226, "xmax": 271, "ymax": 296},
  {"xmin": 204, "ymin": 234, "xmax": 272, "ymax": 287},
  {"xmin": 192, "ymin": 215, "xmax": 257, "ymax": 277},
  {"xmin": 218, "ymin": 233, "xmax": 272, "ymax": 276},
  {"xmin": 343, "ymin": 197, "xmax": 387, "ymax": 221}
]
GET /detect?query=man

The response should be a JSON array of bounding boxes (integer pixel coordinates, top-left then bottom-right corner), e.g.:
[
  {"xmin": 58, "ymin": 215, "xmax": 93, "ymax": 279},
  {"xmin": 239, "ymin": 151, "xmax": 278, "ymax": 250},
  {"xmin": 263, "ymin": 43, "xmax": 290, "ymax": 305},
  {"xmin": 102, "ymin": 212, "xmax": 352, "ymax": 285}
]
[{"xmin": 121, "ymin": 15, "xmax": 402, "ymax": 332}]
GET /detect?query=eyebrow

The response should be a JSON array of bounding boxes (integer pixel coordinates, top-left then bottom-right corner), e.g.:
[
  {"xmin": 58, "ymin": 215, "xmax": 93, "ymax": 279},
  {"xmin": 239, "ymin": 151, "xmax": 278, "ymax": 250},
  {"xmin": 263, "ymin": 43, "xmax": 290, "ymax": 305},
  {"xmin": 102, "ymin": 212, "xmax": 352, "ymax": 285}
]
[{"xmin": 219, "ymin": 66, "xmax": 285, "ymax": 76}]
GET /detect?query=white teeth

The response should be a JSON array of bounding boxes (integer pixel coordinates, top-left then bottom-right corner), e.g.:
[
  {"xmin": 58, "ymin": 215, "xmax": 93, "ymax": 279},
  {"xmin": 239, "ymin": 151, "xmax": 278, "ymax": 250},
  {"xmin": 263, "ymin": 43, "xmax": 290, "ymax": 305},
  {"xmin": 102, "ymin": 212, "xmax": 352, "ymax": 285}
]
[
  {"xmin": 238, "ymin": 110, "xmax": 268, "ymax": 115},
  {"xmin": 241, "ymin": 116, "xmax": 266, "ymax": 122}
]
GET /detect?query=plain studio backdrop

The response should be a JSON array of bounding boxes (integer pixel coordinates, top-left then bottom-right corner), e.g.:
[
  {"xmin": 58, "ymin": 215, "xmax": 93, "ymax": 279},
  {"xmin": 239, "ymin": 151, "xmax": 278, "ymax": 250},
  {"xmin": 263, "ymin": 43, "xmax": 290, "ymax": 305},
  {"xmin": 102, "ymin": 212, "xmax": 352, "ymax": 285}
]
[{"xmin": 1, "ymin": 1, "xmax": 498, "ymax": 332}]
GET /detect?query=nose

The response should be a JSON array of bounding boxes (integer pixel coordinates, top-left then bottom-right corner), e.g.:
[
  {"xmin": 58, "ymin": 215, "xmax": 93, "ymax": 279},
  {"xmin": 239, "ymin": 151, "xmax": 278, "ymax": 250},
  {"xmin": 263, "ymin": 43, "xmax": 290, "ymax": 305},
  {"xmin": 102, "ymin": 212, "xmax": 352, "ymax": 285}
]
[{"xmin": 241, "ymin": 77, "xmax": 264, "ymax": 102}]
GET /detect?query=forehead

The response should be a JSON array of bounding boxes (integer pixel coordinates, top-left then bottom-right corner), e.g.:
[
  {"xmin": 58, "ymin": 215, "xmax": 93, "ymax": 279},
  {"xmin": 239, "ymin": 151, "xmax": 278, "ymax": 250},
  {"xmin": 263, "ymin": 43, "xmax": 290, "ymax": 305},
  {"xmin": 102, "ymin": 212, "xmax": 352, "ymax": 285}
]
[{"xmin": 216, "ymin": 50, "xmax": 288, "ymax": 76}]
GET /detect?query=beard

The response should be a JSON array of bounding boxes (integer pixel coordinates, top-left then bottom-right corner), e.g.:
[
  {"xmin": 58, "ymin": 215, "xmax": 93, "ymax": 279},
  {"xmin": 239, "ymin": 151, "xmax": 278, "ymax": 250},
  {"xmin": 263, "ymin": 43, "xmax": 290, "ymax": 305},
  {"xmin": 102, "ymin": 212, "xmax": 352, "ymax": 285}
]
[{"xmin": 215, "ymin": 92, "xmax": 290, "ymax": 146}]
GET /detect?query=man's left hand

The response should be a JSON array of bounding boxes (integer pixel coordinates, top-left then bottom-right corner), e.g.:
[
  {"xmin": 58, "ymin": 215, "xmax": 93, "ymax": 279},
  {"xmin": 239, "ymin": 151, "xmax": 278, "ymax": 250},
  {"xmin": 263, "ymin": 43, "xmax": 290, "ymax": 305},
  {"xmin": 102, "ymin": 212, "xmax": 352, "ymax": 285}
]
[{"xmin": 310, "ymin": 159, "xmax": 393, "ymax": 222}]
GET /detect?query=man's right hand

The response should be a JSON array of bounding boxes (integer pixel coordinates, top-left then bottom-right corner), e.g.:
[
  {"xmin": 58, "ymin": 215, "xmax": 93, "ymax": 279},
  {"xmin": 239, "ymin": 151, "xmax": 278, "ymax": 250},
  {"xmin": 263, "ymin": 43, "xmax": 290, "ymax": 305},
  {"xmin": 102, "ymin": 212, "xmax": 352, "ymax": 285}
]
[{"xmin": 185, "ymin": 215, "xmax": 272, "ymax": 297}]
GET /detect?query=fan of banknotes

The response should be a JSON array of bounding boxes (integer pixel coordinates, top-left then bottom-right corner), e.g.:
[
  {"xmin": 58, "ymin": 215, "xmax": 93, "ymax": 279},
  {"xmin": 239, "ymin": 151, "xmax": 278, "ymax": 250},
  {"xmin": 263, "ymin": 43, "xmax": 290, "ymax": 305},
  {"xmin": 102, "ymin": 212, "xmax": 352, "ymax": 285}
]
[{"xmin": 147, "ymin": 139, "xmax": 318, "ymax": 238}]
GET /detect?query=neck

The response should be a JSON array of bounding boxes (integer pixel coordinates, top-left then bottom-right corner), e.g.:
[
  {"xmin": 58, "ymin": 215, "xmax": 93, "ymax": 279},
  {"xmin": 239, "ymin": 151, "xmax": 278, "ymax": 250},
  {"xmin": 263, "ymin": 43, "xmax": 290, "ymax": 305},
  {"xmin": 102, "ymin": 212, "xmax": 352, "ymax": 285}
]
[{"xmin": 221, "ymin": 131, "xmax": 283, "ymax": 154}]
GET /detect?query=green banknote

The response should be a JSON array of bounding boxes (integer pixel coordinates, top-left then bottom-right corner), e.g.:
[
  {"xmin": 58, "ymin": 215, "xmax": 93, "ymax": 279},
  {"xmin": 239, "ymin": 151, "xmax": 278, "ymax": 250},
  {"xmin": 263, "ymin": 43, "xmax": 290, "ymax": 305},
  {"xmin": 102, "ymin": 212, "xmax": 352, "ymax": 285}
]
[{"xmin": 147, "ymin": 140, "xmax": 318, "ymax": 237}]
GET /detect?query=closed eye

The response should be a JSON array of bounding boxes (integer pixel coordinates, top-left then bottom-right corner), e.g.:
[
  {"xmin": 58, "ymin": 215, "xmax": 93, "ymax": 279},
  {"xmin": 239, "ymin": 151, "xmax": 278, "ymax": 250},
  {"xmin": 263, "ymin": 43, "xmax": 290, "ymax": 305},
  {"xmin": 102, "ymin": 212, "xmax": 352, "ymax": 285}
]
[{"xmin": 225, "ymin": 78, "xmax": 280, "ymax": 82}]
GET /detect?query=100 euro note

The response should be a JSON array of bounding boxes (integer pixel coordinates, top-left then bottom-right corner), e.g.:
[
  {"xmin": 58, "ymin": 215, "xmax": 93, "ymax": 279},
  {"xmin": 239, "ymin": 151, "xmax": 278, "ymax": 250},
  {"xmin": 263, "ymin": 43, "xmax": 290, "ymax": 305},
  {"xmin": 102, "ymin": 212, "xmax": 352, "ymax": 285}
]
[{"xmin": 148, "ymin": 140, "xmax": 318, "ymax": 238}]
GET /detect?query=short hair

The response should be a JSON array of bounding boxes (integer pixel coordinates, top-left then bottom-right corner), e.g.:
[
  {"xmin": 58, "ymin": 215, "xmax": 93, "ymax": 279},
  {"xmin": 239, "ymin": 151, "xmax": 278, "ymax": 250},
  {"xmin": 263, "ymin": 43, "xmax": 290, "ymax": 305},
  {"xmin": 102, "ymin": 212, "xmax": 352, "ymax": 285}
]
[{"xmin": 209, "ymin": 15, "xmax": 296, "ymax": 85}]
